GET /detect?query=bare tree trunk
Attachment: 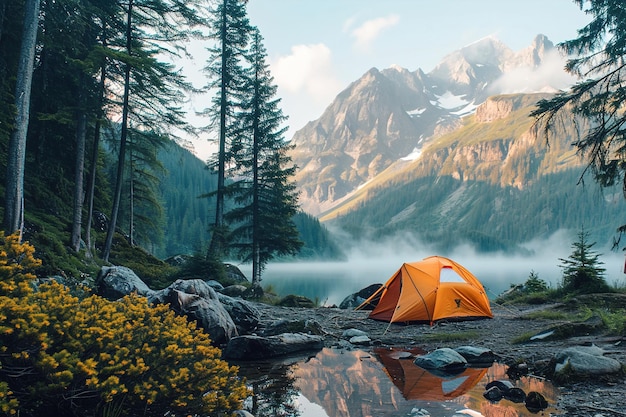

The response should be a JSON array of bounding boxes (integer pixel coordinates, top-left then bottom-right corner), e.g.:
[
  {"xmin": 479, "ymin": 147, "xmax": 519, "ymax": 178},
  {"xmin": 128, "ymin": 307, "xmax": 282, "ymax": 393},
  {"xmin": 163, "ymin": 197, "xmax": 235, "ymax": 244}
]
[
  {"xmin": 128, "ymin": 146, "xmax": 134, "ymax": 246},
  {"xmin": 3, "ymin": 0, "xmax": 40, "ymax": 237},
  {"xmin": 103, "ymin": 0, "xmax": 132, "ymax": 262},
  {"xmin": 84, "ymin": 24, "xmax": 107, "ymax": 258},
  {"xmin": 0, "ymin": 0, "xmax": 7, "ymax": 44},
  {"xmin": 71, "ymin": 107, "xmax": 87, "ymax": 252},
  {"xmin": 207, "ymin": 0, "xmax": 228, "ymax": 260}
]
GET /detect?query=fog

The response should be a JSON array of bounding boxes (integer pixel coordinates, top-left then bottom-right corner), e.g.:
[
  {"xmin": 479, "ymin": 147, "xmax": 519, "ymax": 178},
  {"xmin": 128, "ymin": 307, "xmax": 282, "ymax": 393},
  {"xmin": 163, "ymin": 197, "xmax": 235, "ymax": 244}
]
[{"xmin": 256, "ymin": 230, "xmax": 626, "ymax": 306}]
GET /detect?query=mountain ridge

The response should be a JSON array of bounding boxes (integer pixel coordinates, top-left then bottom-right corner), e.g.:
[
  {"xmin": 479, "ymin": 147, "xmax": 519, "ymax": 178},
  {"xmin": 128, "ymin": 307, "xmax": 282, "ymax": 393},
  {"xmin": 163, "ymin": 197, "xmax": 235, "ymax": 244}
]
[{"xmin": 289, "ymin": 34, "xmax": 564, "ymax": 215}]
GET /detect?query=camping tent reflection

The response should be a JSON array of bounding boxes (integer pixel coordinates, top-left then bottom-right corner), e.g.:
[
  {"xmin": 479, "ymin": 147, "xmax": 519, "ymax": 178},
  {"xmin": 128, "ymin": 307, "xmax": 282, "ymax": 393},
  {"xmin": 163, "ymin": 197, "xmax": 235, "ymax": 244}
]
[
  {"xmin": 236, "ymin": 347, "xmax": 561, "ymax": 417},
  {"xmin": 374, "ymin": 347, "xmax": 489, "ymax": 401}
]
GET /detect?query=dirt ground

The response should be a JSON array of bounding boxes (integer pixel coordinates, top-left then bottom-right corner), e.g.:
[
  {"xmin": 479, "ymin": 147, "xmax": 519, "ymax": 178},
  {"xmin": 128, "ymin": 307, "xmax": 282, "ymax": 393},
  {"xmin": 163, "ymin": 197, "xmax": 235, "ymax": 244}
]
[{"xmin": 250, "ymin": 301, "xmax": 626, "ymax": 417}]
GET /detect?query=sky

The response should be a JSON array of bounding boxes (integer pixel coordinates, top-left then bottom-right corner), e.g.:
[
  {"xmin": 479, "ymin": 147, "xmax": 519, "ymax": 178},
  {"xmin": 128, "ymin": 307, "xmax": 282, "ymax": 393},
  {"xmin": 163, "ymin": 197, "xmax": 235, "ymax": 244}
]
[{"xmin": 184, "ymin": 0, "xmax": 593, "ymax": 160}]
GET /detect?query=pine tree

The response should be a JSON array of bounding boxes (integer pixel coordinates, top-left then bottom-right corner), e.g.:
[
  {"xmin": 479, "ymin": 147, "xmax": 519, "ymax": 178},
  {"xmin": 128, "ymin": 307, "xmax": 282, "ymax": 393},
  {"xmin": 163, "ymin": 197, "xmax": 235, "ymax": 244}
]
[
  {"xmin": 225, "ymin": 28, "xmax": 302, "ymax": 289},
  {"xmin": 202, "ymin": 0, "xmax": 252, "ymax": 260},
  {"xmin": 559, "ymin": 226, "xmax": 610, "ymax": 294},
  {"xmin": 531, "ymin": 0, "xmax": 626, "ymax": 246},
  {"xmin": 102, "ymin": 0, "xmax": 201, "ymax": 261}
]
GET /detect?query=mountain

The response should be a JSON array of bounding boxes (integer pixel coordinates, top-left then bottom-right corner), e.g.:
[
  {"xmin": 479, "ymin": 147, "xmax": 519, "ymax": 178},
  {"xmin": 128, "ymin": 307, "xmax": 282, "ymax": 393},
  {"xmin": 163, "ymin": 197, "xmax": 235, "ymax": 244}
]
[
  {"xmin": 288, "ymin": 34, "xmax": 624, "ymax": 252},
  {"xmin": 320, "ymin": 93, "xmax": 624, "ymax": 251},
  {"xmin": 290, "ymin": 35, "xmax": 561, "ymax": 215}
]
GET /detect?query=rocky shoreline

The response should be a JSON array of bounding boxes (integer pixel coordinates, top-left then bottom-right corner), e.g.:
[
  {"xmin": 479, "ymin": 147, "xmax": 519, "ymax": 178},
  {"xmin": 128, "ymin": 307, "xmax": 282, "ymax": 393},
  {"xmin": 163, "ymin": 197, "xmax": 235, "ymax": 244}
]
[
  {"xmin": 249, "ymin": 300, "xmax": 626, "ymax": 417},
  {"xmin": 95, "ymin": 267, "xmax": 626, "ymax": 416}
]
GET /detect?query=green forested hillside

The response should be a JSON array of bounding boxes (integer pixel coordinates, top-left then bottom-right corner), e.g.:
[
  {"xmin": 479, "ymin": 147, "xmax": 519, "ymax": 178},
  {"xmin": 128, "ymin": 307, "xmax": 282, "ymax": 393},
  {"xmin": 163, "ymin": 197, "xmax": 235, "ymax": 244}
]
[{"xmin": 329, "ymin": 170, "xmax": 623, "ymax": 252}]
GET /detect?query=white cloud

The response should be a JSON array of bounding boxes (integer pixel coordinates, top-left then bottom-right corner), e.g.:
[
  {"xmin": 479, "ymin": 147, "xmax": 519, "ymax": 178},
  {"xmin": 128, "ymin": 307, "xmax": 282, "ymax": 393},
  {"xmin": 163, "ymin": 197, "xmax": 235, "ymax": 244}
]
[
  {"xmin": 350, "ymin": 15, "xmax": 400, "ymax": 51},
  {"xmin": 489, "ymin": 49, "xmax": 577, "ymax": 94},
  {"xmin": 271, "ymin": 43, "xmax": 343, "ymax": 104}
]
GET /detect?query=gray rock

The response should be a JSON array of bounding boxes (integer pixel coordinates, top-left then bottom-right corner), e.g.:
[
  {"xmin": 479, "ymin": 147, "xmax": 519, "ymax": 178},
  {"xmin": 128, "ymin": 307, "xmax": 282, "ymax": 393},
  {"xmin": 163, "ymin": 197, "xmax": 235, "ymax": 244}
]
[
  {"xmin": 339, "ymin": 284, "xmax": 382, "ymax": 309},
  {"xmin": 168, "ymin": 289, "xmax": 237, "ymax": 346},
  {"xmin": 224, "ymin": 263, "xmax": 249, "ymax": 283},
  {"xmin": 342, "ymin": 328, "xmax": 368, "ymax": 338},
  {"xmin": 554, "ymin": 345, "xmax": 622, "ymax": 376},
  {"xmin": 349, "ymin": 335, "xmax": 371, "ymax": 345},
  {"xmin": 413, "ymin": 347, "xmax": 468, "ymax": 372},
  {"xmin": 221, "ymin": 284, "xmax": 248, "ymax": 298},
  {"xmin": 222, "ymin": 333, "xmax": 324, "ymax": 360},
  {"xmin": 96, "ymin": 266, "xmax": 154, "ymax": 300},
  {"xmin": 454, "ymin": 345, "xmax": 496, "ymax": 365},
  {"xmin": 207, "ymin": 280, "xmax": 224, "ymax": 291},
  {"xmin": 262, "ymin": 319, "xmax": 323, "ymax": 337},
  {"xmin": 217, "ymin": 293, "xmax": 260, "ymax": 334}
]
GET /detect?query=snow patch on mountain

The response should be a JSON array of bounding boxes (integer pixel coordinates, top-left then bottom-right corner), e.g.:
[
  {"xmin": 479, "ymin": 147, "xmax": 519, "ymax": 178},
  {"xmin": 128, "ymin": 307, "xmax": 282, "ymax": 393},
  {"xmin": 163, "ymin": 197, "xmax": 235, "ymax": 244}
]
[
  {"xmin": 432, "ymin": 91, "xmax": 469, "ymax": 110},
  {"xmin": 406, "ymin": 107, "xmax": 426, "ymax": 117},
  {"xmin": 400, "ymin": 148, "xmax": 421, "ymax": 161}
]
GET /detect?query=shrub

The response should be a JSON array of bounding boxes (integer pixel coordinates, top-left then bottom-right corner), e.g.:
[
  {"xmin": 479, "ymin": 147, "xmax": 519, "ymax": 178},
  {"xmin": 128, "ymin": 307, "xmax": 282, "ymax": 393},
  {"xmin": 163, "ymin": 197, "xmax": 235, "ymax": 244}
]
[{"xmin": 0, "ymin": 232, "xmax": 248, "ymax": 416}]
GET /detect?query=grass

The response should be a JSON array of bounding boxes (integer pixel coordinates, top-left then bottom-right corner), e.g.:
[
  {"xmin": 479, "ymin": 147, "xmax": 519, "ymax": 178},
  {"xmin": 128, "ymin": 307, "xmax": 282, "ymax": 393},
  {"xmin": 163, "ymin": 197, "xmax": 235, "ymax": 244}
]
[
  {"xmin": 520, "ymin": 310, "xmax": 572, "ymax": 321},
  {"xmin": 511, "ymin": 331, "xmax": 536, "ymax": 345}
]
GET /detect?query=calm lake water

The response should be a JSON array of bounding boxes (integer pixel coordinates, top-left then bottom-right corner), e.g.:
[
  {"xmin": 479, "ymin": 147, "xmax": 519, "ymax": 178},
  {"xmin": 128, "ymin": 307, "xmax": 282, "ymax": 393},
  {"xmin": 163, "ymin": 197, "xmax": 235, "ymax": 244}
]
[
  {"xmin": 234, "ymin": 347, "xmax": 561, "ymax": 417},
  {"xmin": 253, "ymin": 240, "xmax": 625, "ymax": 306}
]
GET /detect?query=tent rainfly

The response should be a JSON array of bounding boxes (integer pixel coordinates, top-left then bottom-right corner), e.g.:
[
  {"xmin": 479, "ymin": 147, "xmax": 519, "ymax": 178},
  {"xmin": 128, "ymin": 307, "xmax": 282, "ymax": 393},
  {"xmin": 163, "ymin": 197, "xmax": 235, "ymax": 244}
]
[{"xmin": 356, "ymin": 256, "xmax": 493, "ymax": 324}]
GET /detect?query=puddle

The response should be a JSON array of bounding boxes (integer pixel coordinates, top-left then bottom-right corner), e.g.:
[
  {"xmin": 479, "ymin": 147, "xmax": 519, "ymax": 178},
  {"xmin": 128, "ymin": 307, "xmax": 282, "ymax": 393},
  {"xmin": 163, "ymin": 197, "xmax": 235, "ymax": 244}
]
[{"xmin": 234, "ymin": 347, "xmax": 561, "ymax": 417}]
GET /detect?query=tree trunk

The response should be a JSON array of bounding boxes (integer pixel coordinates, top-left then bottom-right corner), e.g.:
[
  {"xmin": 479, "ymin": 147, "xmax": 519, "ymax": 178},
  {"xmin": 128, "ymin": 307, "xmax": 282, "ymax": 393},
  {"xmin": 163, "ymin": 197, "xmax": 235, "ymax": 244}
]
[
  {"xmin": 0, "ymin": 0, "xmax": 6, "ymax": 44},
  {"xmin": 207, "ymin": 0, "xmax": 228, "ymax": 260},
  {"xmin": 3, "ymin": 0, "xmax": 40, "ymax": 237},
  {"xmin": 103, "ymin": 0, "xmax": 132, "ymax": 262},
  {"xmin": 84, "ymin": 23, "xmax": 108, "ymax": 258},
  {"xmin": 129, "ymin": 147, "xmax": 134, "ymax": 246},
  {"xmin": 71, "ymin": 108, "xmax": 87, "ymax": 252}
]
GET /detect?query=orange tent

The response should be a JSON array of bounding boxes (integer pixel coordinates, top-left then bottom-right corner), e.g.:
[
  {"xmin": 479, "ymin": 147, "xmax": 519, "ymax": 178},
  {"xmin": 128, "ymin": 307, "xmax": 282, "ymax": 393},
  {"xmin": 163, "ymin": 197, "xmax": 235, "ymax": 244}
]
[{"xmin": 356, "ymin": 256, "xmax": 492, "ymax": 324}]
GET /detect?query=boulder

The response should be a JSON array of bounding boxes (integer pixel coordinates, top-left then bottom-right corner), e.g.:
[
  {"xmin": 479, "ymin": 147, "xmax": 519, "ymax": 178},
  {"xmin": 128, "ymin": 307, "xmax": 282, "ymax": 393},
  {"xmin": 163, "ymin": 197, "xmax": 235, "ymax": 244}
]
[
  {"xmin": 217, "ymin": 293, "xmax": 260, "ymax": 334},
  {"xmin": 414, "ymin": 348, "xmax": 468, "ymax": 374},
  {"xmin": 554, "ymin": 345, "xmax": 622, "ymax": 377},
  {"xmin": 276, "ymin": 294, "xmax": 316, "ymax": 308},
  {"xmin": 224, "ymin": 263, "xmax": 249, "ymax": 283},
  {"xmin": 168, "ymin": 289, "xmax": 237, "ymax": 346},
  {"xmin": 207, "ymin": 280, "xmax": 224, "ymax": 291},
  {"xmin": 349, "ymin": 335, "xmax": 371, "ymax": 345},
  {"xmin": 262, "ymin": 319, "xmax": 324, "ymax": 337},
  {"xmin": 525, "ymin": 391, "xmax": 548, "ymax": 412},
  {"xmin": 96, "ymin": 266, "xmax": 154, "ymax": 300},
  {"xmin": 454, "ymin": 346, "xmax": 496, "ymax": 366},
  {"xmin": 222, "ymin": 333, "xmax": 324, "ymax": 360},
  {"xmin": 221, "ymin": 284, "xmax": 248, "ymax": 298},
  {"xmin": 339, "ymin": 284, "xmax": 382, "ymax": 309},
  {"xmin": 342, "ymin": 329, "xmax": 368, "ymax": 338}
]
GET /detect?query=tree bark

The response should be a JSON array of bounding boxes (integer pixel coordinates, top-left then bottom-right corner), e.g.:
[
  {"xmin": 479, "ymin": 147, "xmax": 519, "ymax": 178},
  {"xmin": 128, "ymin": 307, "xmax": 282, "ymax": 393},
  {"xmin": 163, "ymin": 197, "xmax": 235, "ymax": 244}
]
[
  {"xmin": 71, "ymin": 107, "xmax": 87, "ymax": 252},
  {"xmin": 103, "ymin": 0, "xmax": 132, "ymax": 262},
  {"xmin": 207, "ymin": 0, "xmax": 228, "ymax": 260},
  {"xmin": 84, "ymin": 23, "xmax": 108, "ymax": 258},
  {"xmin": 3, "ymin": 0, "xmax": 40, "ymax": 237}
]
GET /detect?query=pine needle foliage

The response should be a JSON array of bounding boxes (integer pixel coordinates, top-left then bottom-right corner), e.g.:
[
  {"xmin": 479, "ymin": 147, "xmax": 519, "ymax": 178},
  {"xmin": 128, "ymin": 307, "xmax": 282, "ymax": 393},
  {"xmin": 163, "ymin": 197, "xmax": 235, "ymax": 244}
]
[{"xmin": 559, "ymin": 226, "xmax": 611, "ymax": 294}]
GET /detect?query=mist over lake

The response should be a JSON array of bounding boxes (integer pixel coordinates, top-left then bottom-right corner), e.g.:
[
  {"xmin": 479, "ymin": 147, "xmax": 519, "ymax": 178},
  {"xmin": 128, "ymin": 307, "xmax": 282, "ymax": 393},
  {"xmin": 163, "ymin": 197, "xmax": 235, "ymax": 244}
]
[{"xmin": 248, "ymin": 231, "xmax": 626, "ymax": 306}]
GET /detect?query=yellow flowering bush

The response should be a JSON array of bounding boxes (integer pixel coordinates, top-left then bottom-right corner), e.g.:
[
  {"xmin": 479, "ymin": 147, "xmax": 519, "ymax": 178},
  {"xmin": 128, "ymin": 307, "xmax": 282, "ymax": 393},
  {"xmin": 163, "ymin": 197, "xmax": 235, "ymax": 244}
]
[{"xmin": 0, "ymin": 232, "xmax": 249, "ymax": 416}]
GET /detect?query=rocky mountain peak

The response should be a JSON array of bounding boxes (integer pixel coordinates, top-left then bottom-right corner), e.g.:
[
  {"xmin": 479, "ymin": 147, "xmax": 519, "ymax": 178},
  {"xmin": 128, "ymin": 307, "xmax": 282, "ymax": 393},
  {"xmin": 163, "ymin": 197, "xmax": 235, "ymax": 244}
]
[{"xmin": 289, "ymin": 35, "xmax": 565, "ymax": 215}]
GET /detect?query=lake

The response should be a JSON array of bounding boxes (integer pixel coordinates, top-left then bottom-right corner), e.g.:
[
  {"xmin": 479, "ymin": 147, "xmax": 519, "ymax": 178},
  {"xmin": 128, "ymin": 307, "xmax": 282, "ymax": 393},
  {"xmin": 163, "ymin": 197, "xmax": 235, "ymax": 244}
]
[{"xmin": 255, "ymin": 243, "xmax": 625, "ymax": 306}]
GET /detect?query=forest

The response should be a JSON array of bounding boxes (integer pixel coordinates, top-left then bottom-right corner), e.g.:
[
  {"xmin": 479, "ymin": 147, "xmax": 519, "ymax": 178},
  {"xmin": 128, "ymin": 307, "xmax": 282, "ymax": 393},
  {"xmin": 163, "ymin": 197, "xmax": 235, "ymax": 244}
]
[{"xmin": 0, "ymin": 0, "xmax": 338, "ymax": 284}]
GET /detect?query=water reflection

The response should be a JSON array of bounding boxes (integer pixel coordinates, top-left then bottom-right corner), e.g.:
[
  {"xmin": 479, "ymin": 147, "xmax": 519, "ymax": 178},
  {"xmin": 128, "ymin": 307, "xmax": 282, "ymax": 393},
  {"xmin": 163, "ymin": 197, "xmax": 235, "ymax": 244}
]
[{"xmin": 234, "ymin": 347, "xmax": 561, "ymax": 417}]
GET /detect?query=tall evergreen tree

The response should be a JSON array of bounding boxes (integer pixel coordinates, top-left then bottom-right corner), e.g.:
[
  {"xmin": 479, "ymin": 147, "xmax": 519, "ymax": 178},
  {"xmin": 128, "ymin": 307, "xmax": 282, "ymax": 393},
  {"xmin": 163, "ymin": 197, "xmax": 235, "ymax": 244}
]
[
  {"xmin": 102, "ymin": 0, "xmax": 201, "ymax": 261},
  {"xmin": 202, "ymin": 0, "xmax": 251, "ymax": 260},
  {"xmin": 531, "ymin": 0, "xmax": 626, "ymax": 246},
  {"xmin": 3, "ymin": 0, "xmax": 40, "ymax": 236},
  {"xmin": 225, "ymin": 28, "xmax": 302, "ymax": 289}
]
